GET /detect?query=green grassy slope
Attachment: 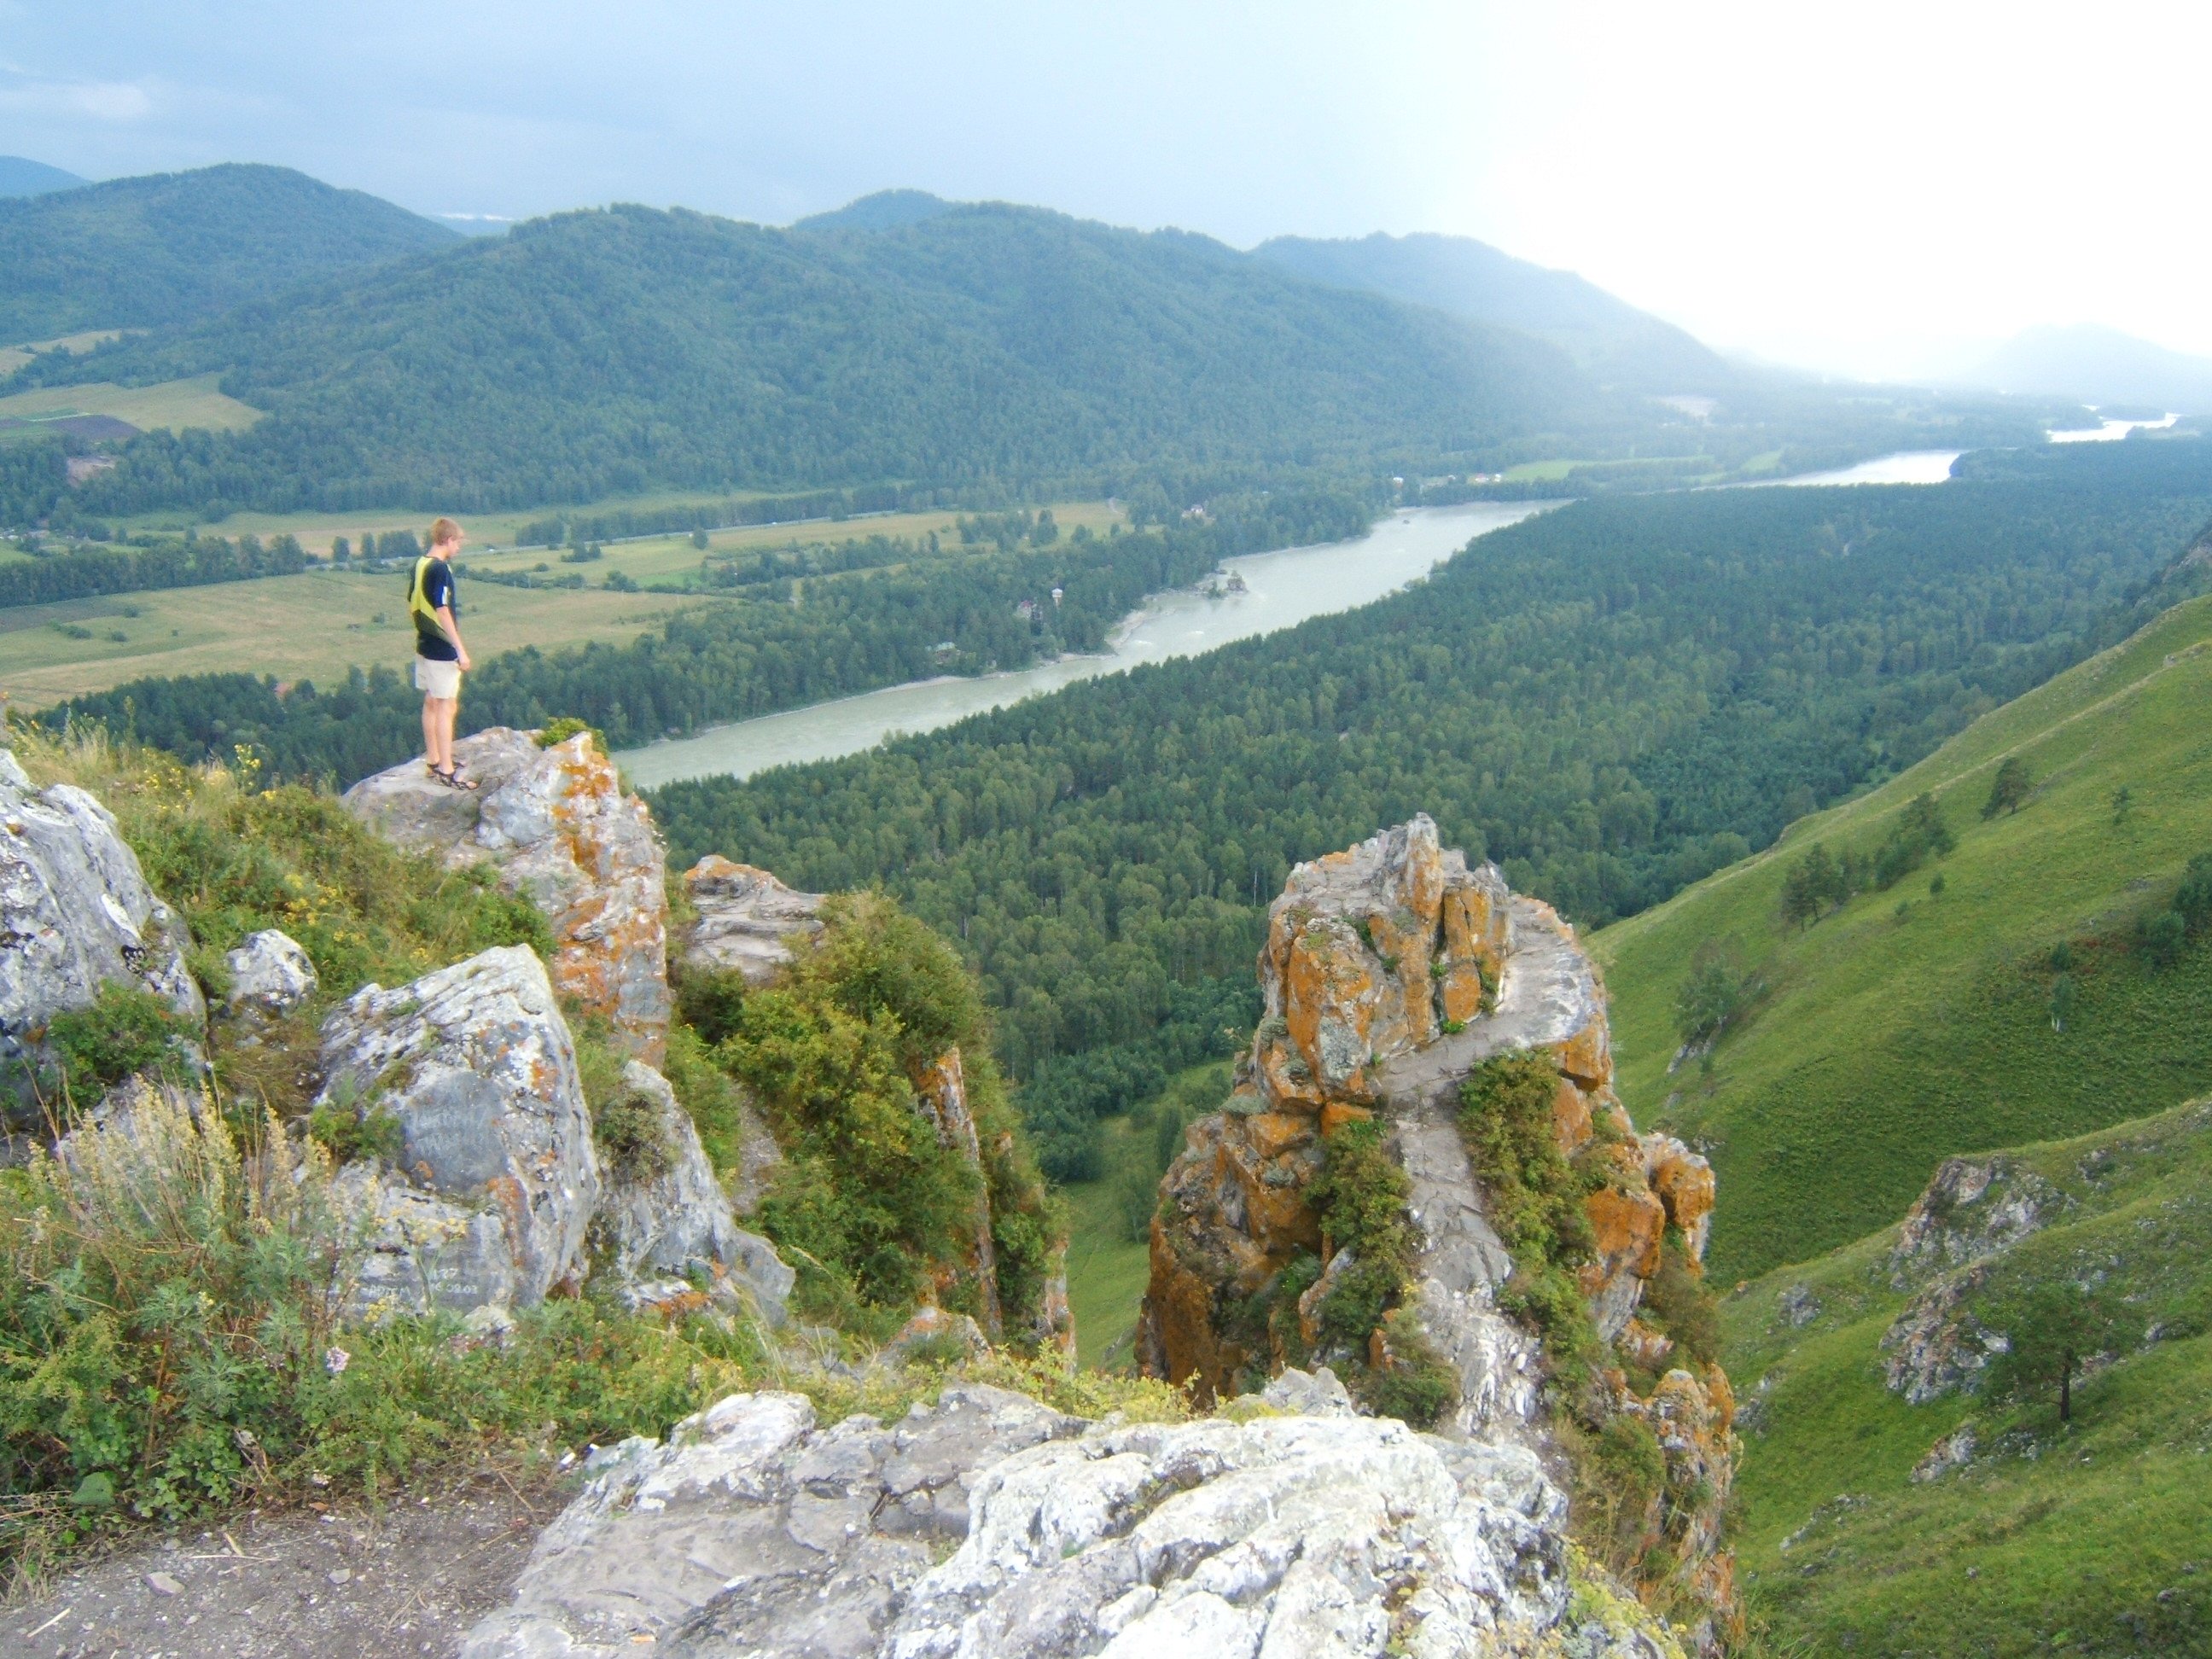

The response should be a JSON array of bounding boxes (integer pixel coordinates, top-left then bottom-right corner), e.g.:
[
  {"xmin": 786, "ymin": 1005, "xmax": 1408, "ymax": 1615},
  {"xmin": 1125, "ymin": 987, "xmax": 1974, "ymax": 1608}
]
[
  {"xmin": 1594, "ymin": 586, "xmax": 2212, "ymax": 1281},
  {"xmin": 1721, "ymin": 1101, "xmax": 2212, "ymax": 1656},
  {"xmin": 0, "ymin": 164, "xmax": 457, "ymax": 341}
]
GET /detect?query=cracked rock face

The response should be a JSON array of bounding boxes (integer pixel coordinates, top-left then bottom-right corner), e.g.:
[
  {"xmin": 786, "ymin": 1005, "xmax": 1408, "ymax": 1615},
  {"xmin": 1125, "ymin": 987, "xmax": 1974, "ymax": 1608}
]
[
  {"xmin": 1889, "ymin": 1155, "xmax": 2067, "ymax": 1287},
  {"xmin": 458, "ymin": 1385, "xmax": 1082, "ymax": 1659},
  {"xmin": 0, "ymin": 748, "xmax": 204, "ymax": 1090},
  {"xmin": 343, "ymin": 728, "xmax": 672, "ymax": 1063},
  {"xmin": 597, "ymin": 1058, "xmax": 794, "ymax": 1322},
  {"xmin": 462, "ymin": 1375, "xmax": 1676, "ymax": 1659},
  {"xmin": 678, "ymin": 855, "xmax": 825, "ymax": 987},
  {"xmin": 318, "ymin": 945, "xmax": 602, "ymax": 1318}
]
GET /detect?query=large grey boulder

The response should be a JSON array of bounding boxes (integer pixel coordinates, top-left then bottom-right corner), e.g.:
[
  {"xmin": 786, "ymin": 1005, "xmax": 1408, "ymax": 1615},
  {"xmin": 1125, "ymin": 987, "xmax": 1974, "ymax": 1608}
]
[
  {"xmin": 0, "ymin": 749, "xmax": 203, "ymax": 1090},
  {"xmin": 459, "ymin": 1377, "xmax": 1674, "ymax": 1659},
  {"xmin": 342, "ymin": 729, "xmax": 672, "ymax": 1063},
  {"xmin": 221, "ymin": 928, "xmax": 317, "ymax": 1019},
  {"xmin": 598, "ymin": 1059, "xmax": 793, "ymax": 1323},
  {"xmin": 678, "ymin": 855, "xmax": 824, "ymax": 987},
  {"xmin": 318, "ymin": 946, "xmax": 601, "ymax": 1318}
]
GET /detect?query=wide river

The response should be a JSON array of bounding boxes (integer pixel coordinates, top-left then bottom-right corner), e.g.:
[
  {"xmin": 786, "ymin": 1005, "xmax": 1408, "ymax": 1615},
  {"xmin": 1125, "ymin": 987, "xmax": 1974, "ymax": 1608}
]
[
  {"xmin": 614, "ymin": 441, "xmax": 2040, "ymax": 786},
  {"xmin": 619, "ymin": 501, "xmax": 1545, "ymax": 787}
]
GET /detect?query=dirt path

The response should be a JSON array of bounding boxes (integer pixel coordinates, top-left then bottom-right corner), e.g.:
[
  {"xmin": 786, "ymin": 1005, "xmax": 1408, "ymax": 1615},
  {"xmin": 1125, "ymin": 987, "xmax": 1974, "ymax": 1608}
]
[{"xmin": 1, "ymin": 1470, "xmax": 558, "ymax": 1659}]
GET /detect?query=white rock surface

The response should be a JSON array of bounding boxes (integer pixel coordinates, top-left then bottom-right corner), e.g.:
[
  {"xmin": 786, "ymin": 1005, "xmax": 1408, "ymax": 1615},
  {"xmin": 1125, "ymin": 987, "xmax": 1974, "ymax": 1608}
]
[
  {"xmin": 597, "ymin": 1058, "xmax": 793, "ymax": 1321},
  {"xmin": 221, "ymin": 928, "xmax": 317, "ymax": 1018},
  {"xmin": 318, "ymin": 946, "xmax": 602, "ymax": 1318},
  {"xmin": 461, "ymin": 1366, "xmax": 1683, "ymax": 1659},
  {"xmin": 678, "ymin": 855, "xmax": 825, "ymax": 986},
  {"xmin": 458, "ymin": 1386, "xmax": 1080, "ymax": 1659},
  {"xmin": 342, "ymin": 728, "xmax": 672, "ymax": 1062},
  {"xmin": 0, "ymin": 748, "xmax": 204, "ymax": 1085}
]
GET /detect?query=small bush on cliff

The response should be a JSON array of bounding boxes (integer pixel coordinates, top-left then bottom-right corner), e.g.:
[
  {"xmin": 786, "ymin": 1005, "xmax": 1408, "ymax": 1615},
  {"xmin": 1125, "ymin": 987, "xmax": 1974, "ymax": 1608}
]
[
  {"xmin": 717, "ymin": 892, "xmax": 1061, "ymax": 1340},
  {"xmin": 44, "ymin": 983, "xmax": 198, "ymax": 1101},
  {"xmin": 1300, "ymin": 1116, "xmax": 1457, "ymax": 1425},
  {"xmin": 1458, "ymin": 1051, "xmax": 1607, "ymax": 1385}
]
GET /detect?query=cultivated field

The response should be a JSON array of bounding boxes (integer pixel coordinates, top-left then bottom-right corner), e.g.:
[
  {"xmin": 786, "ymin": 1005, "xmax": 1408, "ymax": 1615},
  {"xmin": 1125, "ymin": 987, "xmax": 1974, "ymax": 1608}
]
[
  {"xmin": 0, "ymin": 372, "xmax": 263, "ymax": 433},
  {"xmin": 0, "ymin": 329, "xmax": 129, "ymax": 376},
  {"xmin": 109, "ymin": 496, "xmax": 1123, "ymax": 561},
  {"xmin": 0, "ymin": 565, "xmax": 694, "ymax": 707}
]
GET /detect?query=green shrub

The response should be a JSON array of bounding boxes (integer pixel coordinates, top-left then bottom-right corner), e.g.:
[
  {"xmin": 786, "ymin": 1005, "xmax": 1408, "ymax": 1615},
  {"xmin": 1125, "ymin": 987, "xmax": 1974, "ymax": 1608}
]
[
  {"xmin": 535, "ymin": 716, "xmax": 606, "ymax": 752},
  {"xmin": 716, "ymin": 892, "xmax": 1058, "ymax": 1336},
  {"xmin": 1638, "ymin": 1232, "xmax": 1720, "ymax": 1371},
  {"xmin": 1982, "ymin": 755, "xmax": 2032, "ymax": 818},
  {"xmin": 306, "ymin": 1102, "xmax": 403, "ymax": 1163},
  {"xmin": 2139, "ymin": 908, "xmax": 2186, "ymax": 969},
  {"xmin": 1458, "ymin": 1051, "xmax": 1599, "ymax": 1269},
  {"xmin": 44, "ymin": 982, "xmax": 197, "ymax": 1100},
  {"xmin": 572, "ymin": 1018, "xmax": 673, "ymax": 1184},
  {"xmin": 672, "ymin": 963, "xmax": 749, "ymax": 1046},
  {"xmin": 1367, "ymin": 1308, "xmax": 1458, "ymax": 1429}
]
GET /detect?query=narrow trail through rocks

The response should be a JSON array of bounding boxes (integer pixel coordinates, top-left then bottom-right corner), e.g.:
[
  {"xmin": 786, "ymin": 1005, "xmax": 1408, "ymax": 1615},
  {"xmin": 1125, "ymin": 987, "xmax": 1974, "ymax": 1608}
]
[{"xmin": 1, "ymin": 1470, "xmax": 559, "ymax": 1659}]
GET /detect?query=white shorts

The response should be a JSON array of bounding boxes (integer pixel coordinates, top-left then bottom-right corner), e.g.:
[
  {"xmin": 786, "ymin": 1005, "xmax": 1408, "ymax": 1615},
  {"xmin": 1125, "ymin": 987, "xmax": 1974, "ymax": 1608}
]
[{"xmin": 414, "ymin": 656, "xmax": 463, "ymax": 700}]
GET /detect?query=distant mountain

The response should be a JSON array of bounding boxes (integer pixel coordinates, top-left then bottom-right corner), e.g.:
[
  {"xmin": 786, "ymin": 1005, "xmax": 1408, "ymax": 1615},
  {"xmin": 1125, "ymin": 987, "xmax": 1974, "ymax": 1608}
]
[
  {"xmin": 795, "ymin": 189, "xmax": 955, "ymax": 233},
  {"xmin": 55, "ymin": 200, "xmax": 1605, "ymax": 514},
  {"xmin": 1973, "ymin": 323, "xmax": 2212, "ymax": 415},
  {"xmin": 0, "ymin": 157, "xmax": 87, "ymax": 198},
  {"xmin": 1252, "ymin": 231, "xmax": 1733, "ymax": 393},
  {"xmin": 0, "ymin": 163, "xmax": 460, "ymax": 342}
]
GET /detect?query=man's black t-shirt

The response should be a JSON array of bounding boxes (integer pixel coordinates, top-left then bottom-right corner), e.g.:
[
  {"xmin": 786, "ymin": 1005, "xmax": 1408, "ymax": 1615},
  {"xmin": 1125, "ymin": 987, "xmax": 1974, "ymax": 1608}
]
[{"xmin": 414, "ymin": 557, "xmax": 459, "ymax": 661}]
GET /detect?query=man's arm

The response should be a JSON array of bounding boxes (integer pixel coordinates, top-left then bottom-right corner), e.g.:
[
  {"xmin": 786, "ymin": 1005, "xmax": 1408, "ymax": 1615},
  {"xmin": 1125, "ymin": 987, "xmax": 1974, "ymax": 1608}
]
[{"xmin": 436, "ymin": 605, "xmax": 472, "ymax": 672}]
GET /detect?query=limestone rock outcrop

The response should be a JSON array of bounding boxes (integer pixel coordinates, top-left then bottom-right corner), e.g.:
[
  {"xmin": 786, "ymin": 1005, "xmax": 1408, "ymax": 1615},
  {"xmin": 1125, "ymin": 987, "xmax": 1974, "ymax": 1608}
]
[
  {"xmin": 343, "ymin": 729, "xmax": 671, "ymax": 1062},
  {"xmin": 318, "ymin": 945, "xmax": 791, "ymax": 1325},
  {"xmin": 319, "ymin": 946, "xmax": 604, "ymax": 1318},
  {"xmin": 1877, "ymin": 1152, "xmax": 2076, "ymax": 1404},
  {"xmin": 597, "ymin": 1058, "xmax": 794, "ymax": 1321},
  {"xmin": 677, "ymin": 855, "xmax": 824, "ymax": 986},
  {"xmin": 0, "ymin": 749, "xmax": 204, "ymax": 1091},
  {"xmin": 461, "ymin": 1377, "xmax": 1684, "ymax": 1659},
  {"xmin": 1139, "ymin": 815, "xmax": 1736, "ymax": 1645}
]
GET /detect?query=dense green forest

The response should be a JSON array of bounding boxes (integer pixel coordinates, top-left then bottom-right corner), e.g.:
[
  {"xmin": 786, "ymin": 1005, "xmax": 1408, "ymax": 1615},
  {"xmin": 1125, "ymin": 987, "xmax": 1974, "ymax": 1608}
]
[
  {"xmin": 40, "ymin": 487, "xmax": 1370, "ymax": 783},
  {"xmin": 23, "ymin": 201, "xmax": 1594, "ymax": 515},
  {"xmin": 648, "ymin": 440, "xmax": 2212, "ymax": 1098},
  {"xmin": 0, "ymin": 164, "xmax": 457, "ymax": 341}
]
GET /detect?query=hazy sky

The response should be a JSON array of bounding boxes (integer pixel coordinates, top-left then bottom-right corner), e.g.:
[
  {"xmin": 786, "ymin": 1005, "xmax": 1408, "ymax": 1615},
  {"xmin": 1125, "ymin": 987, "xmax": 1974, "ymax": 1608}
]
[{"xmin": 6, "ymin": 1, "xmax": 2208, "ymax": 376}]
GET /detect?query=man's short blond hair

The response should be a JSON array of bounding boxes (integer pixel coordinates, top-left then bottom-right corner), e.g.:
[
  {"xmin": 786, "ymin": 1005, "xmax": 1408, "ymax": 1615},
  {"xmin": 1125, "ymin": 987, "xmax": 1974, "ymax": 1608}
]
[{"xmin": 428, "ymin": 516, "xmax": 463, "ymax": 550}]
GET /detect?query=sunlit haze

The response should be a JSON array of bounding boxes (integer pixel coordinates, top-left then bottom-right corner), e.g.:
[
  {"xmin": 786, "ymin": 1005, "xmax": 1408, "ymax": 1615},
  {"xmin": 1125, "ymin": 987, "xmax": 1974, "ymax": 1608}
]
[{"xmin": 5, "ymin": 0, "xmax": 2208, "ymax": 377}]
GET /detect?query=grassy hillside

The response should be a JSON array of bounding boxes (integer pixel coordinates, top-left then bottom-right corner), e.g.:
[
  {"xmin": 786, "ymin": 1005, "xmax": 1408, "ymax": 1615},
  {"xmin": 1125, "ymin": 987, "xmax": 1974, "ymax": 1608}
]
[
  {"xmin": 1722, "ymin": 1100, "xmax": 2212, "ymax": 1655},
  {"xmin": 0, "ymin": 164, "xmax": 457, "ymax": 341},
  {"xmin": 1595, "ymin": 580, "xmax": 2212, "ymax": 1281},
  {"xmin": 40, "ymin": 201, "xmax": 1599, "ymax": 515},
  {"xmin": 1253, "ymin": 230, "xmax": 1731, "ymax": 393}
]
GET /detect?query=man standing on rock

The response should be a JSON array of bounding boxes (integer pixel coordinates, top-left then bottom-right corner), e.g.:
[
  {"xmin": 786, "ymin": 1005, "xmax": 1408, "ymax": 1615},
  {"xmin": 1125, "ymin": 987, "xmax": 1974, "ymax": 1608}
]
[{"xmin": 408, "ymin": 516, "xmax": 476, "ymax": 789}]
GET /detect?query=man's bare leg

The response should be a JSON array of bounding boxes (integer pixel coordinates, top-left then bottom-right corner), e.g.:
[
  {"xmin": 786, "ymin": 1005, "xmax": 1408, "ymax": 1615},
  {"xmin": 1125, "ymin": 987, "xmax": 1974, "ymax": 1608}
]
[
  {"xmin": 422, "ymin": 695, "xmax": 442, "ymax": 772},
  {"xmin": 436, "ymin": 696, "xmax": 459, "ymax": 771}
]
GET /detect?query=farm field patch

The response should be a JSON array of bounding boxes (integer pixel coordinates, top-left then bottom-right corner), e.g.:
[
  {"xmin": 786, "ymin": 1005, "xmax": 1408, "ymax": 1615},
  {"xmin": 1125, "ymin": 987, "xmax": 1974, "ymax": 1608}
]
[
  {"xmin": 0, "ymin": 565, "xmax": 693, "ymax": 707},
  {"xmin": 0, "ymin": 371, "xmax": 263, "ymax": 434}
]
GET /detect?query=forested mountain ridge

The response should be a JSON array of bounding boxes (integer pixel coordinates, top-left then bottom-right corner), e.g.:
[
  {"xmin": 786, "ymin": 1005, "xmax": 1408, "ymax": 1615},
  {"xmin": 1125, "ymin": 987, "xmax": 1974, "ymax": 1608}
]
[
  {"xmin": 0, "ymin": 163, "xmax": 459, "ymax": 342},
  {"xmin": 25, "ymin": 201, "xmax": 1604, "ymax": 515},
  {"xmin": 1254, "ymin": 230, "xmax": 1732, "ymax": 393}
]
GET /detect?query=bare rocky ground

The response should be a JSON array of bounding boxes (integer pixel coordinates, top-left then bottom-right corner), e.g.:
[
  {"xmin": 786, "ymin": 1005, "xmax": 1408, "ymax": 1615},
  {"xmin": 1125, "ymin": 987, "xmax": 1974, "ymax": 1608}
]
[{"xmin": 0, "ymin": 1469, "xmax": 561, "ymax": 1659}]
